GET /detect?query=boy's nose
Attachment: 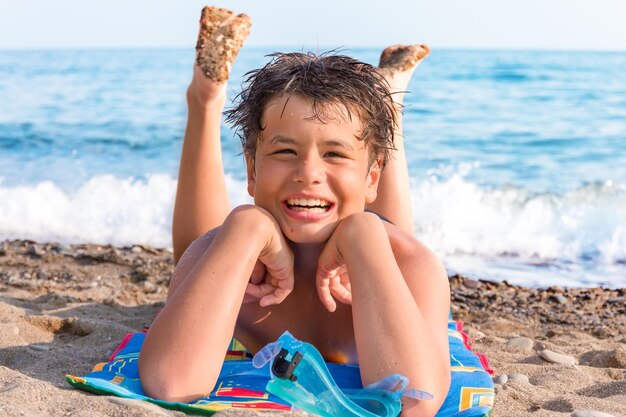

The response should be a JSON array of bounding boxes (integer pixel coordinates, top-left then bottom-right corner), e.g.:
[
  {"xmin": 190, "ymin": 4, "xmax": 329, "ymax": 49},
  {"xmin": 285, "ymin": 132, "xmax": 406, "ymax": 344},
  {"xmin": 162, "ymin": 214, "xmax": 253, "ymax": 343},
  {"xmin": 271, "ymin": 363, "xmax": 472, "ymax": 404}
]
[{"xmin": 293, "ymin": 155, "xmax": 324, "ymax": 185}]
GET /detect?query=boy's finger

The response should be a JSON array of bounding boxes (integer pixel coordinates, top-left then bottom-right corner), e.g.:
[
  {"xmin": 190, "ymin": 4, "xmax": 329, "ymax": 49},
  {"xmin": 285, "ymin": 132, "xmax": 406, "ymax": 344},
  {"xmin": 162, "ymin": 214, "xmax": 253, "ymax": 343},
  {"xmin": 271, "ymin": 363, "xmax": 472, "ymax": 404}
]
[
  {"xmin": 243, "ymin": 292, "xmax": 264, "ymax": 304},
  {"xmin": 250, "ymin": 261, "xmax": 266, "ymax": 284},
  {"xmin": 330, "ymin": 280, "xmax": 352, "ymax": 305},
  {"xmin": 259, "ymin": 287, "xmax": 291, "ymax": 307},
  {"xmin": 316, "ymin": 276, "xmax": 337, "ymax": 312},
  {"xmin": 245, "ymin": 282, "xmax": 275, "ymax": 298},
  {"xmin": 264, "ymin": 260, "xmax": 292, "ymax": 281}
]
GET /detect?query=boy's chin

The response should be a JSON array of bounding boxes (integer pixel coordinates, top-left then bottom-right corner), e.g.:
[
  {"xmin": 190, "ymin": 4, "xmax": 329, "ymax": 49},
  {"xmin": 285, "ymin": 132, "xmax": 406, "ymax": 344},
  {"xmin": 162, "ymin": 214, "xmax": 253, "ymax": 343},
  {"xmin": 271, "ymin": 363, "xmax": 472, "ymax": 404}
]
[{"xmin": 282, "ymin": 224, "xmax": 336, "ymax": 245}]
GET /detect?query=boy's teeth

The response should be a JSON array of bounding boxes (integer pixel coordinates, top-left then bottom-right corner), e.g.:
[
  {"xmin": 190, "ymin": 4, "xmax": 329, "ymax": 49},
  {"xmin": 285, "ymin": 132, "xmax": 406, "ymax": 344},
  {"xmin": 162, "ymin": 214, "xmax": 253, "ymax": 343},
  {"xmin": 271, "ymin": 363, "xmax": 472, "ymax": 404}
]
[
  {"xmin": 286, "ymin": 198, "xmax": 330, "ymax": 208},
  {"xmin": 291, "ymin": 206, "xmax": 327, "ymax": 213},
  {"xmin": 286, "ymin": 198, "xmax": 331, "ymax": 213}
]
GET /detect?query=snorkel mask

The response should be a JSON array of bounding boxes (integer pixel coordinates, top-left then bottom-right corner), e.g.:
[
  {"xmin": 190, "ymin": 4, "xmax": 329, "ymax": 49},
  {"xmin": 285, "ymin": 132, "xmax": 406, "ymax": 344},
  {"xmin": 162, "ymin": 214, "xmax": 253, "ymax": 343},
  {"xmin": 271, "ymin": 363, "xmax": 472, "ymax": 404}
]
[{"xmin": 253, "ymin": 331, "xmax": 433, "ymax": 417}]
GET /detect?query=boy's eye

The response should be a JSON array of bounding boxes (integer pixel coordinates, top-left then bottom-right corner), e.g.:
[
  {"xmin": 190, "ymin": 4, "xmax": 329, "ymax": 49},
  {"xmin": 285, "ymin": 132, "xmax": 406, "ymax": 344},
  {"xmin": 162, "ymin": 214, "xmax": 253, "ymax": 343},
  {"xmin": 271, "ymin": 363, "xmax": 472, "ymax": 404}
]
[
  {"xmin": 273, "ymin": 149, "xmax": 296, "ymax": 155},
  {"xmin": 325, "ymin": 151, "xmax": 346, "ymax": 158}
]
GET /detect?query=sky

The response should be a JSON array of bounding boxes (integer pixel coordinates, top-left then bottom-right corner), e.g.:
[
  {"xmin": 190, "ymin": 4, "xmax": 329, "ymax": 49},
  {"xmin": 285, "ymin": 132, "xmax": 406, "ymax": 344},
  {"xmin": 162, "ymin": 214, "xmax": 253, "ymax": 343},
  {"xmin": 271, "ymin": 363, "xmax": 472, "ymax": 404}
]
[{"xmin": 1, "ymin": 0, "xmax": 626, "ymax": 51}]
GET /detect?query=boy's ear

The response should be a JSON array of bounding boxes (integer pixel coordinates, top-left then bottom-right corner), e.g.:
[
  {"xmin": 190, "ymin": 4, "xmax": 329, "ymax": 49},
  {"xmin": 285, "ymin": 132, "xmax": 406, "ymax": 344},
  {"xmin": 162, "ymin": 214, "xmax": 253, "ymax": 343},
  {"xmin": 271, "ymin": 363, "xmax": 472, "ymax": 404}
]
[
  {"xmin": 365, "ymin": 158, "xmax": 382, "ymax": 204},
  {"xmin": 245, "ymin": 153, "xmax": 256, "ymax": 198}
]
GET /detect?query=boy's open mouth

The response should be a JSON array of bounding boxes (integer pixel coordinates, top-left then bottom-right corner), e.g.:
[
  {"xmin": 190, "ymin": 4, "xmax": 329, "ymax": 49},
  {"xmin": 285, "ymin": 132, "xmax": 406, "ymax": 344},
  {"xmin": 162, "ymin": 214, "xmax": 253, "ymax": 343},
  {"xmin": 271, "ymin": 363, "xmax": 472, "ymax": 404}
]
[{"xmin": 285, "ymin": 198, "xmax": 332, "ymax": 213}]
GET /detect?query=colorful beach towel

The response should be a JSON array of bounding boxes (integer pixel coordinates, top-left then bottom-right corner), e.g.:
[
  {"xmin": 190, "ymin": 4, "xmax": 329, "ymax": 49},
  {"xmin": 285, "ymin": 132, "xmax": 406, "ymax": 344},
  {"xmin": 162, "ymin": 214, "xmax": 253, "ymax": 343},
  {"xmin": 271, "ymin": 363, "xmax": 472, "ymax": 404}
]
[{"xmin": 67, "ymin": 319, "xmax": 494, "ymax": 416}]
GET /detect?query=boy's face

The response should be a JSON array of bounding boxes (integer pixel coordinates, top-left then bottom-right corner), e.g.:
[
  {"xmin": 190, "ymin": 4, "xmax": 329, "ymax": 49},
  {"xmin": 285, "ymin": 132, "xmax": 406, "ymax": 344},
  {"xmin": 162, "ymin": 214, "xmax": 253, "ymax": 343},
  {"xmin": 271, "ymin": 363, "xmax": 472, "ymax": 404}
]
[{"xmin": 246, "ymin": 94, "xmax": 381, "ymax": 244}]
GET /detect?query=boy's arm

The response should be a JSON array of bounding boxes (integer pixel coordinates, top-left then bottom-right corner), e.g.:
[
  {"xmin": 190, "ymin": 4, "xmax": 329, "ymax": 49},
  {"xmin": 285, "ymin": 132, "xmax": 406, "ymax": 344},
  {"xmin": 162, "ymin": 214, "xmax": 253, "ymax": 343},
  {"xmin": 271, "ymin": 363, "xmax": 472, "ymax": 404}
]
[
  {"xmin": 139, "ymin": 205, "xmax": 293, "ymax": 403},
  {"xmin": 317, "ymin": 212, "xmax": 450, "ymax": 417},
  {"xmin": 172, "ymin": 66, "xmax": 230, "ymax": 264},
  {"xmin": 169, "ymin": 227, "xmax": 271, "ymax": 305},
  {"xmin": 168, "ymin": 226, "xmax": 219, "ymax": 301}
]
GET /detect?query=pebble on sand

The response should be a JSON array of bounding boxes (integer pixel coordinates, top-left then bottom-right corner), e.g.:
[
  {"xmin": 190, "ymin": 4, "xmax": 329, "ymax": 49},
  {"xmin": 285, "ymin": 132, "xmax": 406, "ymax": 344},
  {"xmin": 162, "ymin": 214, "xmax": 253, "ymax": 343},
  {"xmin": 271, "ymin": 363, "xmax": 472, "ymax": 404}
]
[
  {"xmin": 507, "ymin": 373, "xmax": 530, "ymax": 384},
  {"xmin": 606, "ymin": 296, "xmax": 625, "ymax": 304},
  {"xmin": 552, "ymin": 294, "xmax": 568, "ymax": 304},
  {"xmin": 28, "ymin": 344, "xmax": 50, "ymax": 352},
  {"xmin": 605, "ymin": 348, "xmax": 626, "ymax": 368},
  {"xmin": 505, "ymin": 337, "xmax": 534, "ymax": 352},
  {"xmin": 571, "ymin": 410, "xmax": 617, "ymax": 417},
  {"xmin": 463, "ymin": 279, "xmax": 481, "ymax": 289},
  {"xmin": 581, "ymin": 348, "xmax": 626, "ymax": 369},
  {"xmin": 471, "ymin": 330, "xmax": 486, "ymax": 340},
  {"xmin": 492, "ymin": 374, "xmax": 508, "ymax": 385},
  {"xmin": 539, "ymin": 349, "xmax": 578, "ymax": 366}
]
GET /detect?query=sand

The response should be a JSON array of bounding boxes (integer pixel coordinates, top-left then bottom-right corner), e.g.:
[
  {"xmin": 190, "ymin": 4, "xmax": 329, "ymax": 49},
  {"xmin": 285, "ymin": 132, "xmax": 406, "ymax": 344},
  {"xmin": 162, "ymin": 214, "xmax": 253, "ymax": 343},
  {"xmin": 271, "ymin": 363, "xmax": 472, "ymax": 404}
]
[{"xmin": 0, "ymin": 239, "xmax": 624, "ymax": 417}]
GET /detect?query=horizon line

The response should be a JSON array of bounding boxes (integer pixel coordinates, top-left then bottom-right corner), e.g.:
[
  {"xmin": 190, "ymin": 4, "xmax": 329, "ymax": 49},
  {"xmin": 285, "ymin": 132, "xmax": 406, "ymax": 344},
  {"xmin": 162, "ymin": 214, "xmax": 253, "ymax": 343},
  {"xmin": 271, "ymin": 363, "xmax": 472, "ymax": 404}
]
[{"xmin": 1, "ymin": 44, "xmax": 626, "ymax": 54}]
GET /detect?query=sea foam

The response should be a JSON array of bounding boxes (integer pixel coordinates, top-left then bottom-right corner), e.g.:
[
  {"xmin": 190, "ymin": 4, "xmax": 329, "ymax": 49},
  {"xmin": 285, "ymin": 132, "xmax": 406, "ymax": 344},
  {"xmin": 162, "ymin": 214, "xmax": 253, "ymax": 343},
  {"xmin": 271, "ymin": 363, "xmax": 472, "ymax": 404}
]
[
  {"xmin": 0, "ymin": 173, "xmax": 624, "ymax": 286},
  {"xmin": 0, "ymin": 174, "xmax": 251, "ymax": 248},
  {"xmin": 414, "ymin": 175, "xmax": 626, "ymax": 265}
]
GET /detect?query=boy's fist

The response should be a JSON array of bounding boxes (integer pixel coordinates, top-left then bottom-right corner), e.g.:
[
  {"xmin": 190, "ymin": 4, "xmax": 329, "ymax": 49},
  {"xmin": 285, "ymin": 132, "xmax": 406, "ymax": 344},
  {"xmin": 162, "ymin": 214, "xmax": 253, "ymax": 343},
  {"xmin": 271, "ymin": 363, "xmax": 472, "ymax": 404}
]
[
  {"xmin": 316, "ymin": 227, "xmax": 353, "ymax": 313},
  {"xmin": 229, "ymin": 205, "xmax": 294, "ymax": 307}
]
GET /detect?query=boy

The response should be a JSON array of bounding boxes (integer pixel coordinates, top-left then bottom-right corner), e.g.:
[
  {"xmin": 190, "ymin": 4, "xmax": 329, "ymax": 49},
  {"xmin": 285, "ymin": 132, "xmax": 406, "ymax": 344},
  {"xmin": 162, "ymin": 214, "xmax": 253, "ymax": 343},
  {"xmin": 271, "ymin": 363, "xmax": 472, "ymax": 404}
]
[{"xmin": 139, "ymin": 7, "xmax": 451, "ymax": 417}]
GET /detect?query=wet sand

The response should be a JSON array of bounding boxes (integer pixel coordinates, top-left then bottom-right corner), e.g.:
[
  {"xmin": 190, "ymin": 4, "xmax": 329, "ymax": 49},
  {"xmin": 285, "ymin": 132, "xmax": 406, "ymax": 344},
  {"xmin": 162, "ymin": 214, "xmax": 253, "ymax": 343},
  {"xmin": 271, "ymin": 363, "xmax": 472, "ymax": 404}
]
[{"xmin": 0, "ymin": 239, "xmax": 624, "ymax": 416}]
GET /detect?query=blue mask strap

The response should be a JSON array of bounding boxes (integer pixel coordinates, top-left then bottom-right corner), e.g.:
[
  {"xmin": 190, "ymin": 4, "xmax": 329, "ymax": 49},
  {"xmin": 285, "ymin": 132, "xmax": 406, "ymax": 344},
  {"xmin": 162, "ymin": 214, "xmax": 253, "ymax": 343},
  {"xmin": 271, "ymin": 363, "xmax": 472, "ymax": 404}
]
[
  {"xmin": 252, "ymin": 341, "xmax": 281, "ymax": 368},
  {"xmin": 366, "ymin": 374, "xmax": 434, "ymax": 401}
]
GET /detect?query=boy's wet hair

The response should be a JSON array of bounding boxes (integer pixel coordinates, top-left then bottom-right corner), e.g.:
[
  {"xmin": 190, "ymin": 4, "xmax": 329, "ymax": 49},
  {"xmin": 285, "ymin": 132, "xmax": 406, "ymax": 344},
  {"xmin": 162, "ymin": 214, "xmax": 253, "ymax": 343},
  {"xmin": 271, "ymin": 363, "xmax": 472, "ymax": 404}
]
[{"xmin": 225, "ymin": 51, "xmax": 397, "ymax": 166}]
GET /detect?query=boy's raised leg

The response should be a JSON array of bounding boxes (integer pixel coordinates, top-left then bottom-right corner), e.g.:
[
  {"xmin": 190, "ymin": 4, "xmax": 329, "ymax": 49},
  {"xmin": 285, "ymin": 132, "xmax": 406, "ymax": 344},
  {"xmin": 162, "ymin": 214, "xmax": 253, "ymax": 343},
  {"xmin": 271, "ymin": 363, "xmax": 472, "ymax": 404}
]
[
  {"xmin": 172, "ymin": 7, "xmax": 251, "ymax": 263},
  {"xmin": 367, "ymin": 44, "xmax": 430, "ymax": 236}
]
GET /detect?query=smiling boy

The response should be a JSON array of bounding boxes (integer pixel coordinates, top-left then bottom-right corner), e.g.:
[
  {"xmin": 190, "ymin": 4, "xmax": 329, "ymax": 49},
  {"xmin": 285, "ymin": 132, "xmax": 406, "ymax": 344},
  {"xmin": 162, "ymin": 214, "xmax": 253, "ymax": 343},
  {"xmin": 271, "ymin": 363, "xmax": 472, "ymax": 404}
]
[{"xmin": 138, "ymin": 9, "xmax": 450, "ymax": 417}]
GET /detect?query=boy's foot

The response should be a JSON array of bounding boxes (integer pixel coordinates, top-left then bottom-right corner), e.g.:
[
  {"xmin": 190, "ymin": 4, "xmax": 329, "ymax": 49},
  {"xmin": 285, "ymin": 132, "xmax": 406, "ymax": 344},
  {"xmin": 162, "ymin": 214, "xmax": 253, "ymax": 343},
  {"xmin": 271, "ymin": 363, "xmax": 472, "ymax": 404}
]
[
  {"xmin": 378, "ymin": 44, "xmax": 429, "ymax": 103},
  {"xmin": 195, "ymin": 6, "xmax": 252, "ymax": 82}
]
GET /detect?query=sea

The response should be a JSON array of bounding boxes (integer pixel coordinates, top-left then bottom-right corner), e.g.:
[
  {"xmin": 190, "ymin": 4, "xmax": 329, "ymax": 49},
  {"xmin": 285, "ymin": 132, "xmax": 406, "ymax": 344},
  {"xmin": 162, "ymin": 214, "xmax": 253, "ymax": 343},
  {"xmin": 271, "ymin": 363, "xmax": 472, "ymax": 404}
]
[{"xmin": 1, "ymin": 47, "xmax": 625, "ymax": 288}]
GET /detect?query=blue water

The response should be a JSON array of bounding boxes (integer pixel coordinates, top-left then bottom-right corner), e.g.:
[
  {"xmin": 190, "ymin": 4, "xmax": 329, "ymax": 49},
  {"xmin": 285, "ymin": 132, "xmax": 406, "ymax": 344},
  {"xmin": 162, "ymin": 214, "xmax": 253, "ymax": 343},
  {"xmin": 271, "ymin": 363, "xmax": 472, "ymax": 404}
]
[{"xmin": 1, "ymin": 48, "xmax": 625, "ymax": 287}]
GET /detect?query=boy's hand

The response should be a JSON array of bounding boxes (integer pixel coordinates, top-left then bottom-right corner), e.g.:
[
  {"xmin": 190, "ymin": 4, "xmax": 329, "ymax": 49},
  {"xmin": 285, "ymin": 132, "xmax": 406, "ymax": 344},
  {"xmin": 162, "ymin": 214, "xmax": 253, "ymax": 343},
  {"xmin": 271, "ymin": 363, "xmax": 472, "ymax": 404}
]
[
  {"xmin": 316, "ymin": 222, "xmax": 353, "ymax": 313},
  {"xmin": 234, "ymin": 206, "xmax": 294, "ymax": 307},
  {"xmin": 242, "ymin": 260, "xmax": 264, "ymax": 304},
  {"xmin": 242, "ymin": 260, "xmax": 275, "ymax": 304},
  {"xmin": 316, "ymin": 213, "xmax": 389, "ymax": 312}
]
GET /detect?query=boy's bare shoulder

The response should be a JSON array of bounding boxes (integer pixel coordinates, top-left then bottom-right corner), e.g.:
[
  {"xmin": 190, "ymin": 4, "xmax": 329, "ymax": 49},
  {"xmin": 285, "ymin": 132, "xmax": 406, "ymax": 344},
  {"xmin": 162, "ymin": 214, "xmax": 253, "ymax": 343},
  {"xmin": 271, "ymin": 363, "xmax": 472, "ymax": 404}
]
[
  {"xmin": 176, "ymin": 227, "xmax": 220, "ymax": 267},
  {"xmin": 168, "ymin": 227, "xmax": 221, "ymax": 299},
  {"xmin": 382, "ymin": 221, "xmax": 447, "ymax": 282},
  {"xmin": 382, "ymin": 221, "xmax": 434, "ymax": 257}
]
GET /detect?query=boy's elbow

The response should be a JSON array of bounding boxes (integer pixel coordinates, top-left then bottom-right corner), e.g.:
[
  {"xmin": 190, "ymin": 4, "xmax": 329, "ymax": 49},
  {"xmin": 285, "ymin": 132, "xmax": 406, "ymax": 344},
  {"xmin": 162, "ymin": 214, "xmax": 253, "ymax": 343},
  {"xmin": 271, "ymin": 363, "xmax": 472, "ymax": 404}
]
[
  {"xmin": 406, "ymin": 356, "xmax": 450, "ymax": 417},
  {"xmin": 435, "ymin": 367, "xmax": 452, "ymax": 413},
  {"xmin": 138, "ymin": 357, "xmax": 215, "ymax": 403},
  {"xmin": 140, "ymin": 380, "xmax": 195, "ymax": 403},
  {"xmin": 403, "ymin": 377, "xmax": 450, "ymax": 417},
  {"xmin": 402, "ymin": 401, "xmax": 443, "ymax": 417}
]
